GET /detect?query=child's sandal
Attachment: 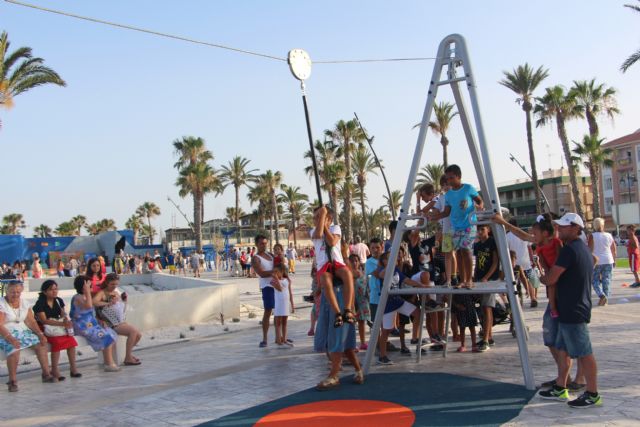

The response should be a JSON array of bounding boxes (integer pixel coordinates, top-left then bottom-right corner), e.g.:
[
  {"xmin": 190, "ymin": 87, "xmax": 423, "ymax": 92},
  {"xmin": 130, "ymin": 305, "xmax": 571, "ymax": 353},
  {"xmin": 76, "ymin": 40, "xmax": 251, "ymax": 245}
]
[
  {"xmin": 333, "ymin": 312, "xmax": 344, "ymax": 328},
  {"xmin": 343, "ymin": 309, "xmax": 356, "ymax": 324}
]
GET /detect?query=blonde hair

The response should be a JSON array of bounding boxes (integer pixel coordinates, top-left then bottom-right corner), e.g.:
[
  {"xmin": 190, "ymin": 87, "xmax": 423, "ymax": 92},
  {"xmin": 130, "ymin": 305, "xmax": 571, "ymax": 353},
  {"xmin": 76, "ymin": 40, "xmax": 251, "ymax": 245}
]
[{"xmin": 593, "ymin": 217, "xmax": 605, "ymax": 232}]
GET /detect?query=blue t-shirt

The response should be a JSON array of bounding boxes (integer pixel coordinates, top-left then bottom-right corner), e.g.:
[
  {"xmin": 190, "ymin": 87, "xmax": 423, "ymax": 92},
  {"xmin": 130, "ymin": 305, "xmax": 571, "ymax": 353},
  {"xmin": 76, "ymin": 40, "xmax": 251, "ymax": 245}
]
[
  {"xmin": 444, "ymin": 183, "xmax": 479, "ymax": 231},
  {"xmin": 365, "ymin": 257, "xmax": 381, "ymax": 305},
  {"xmin": 167, "ymin": 254, "xmax": 175, "ymax": 265}
]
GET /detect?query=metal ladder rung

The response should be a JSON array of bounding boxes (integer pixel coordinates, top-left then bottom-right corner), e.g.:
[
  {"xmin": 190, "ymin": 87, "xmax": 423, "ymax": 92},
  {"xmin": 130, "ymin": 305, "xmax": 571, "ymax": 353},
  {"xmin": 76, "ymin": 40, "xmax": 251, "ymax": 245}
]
[
  {"xmin": 388, "ymin": 280, "xmax": 510, "ymax": 295},
  {"xmin": 436, "ymin": 76, "xmax": 467, "ymax": 86}
]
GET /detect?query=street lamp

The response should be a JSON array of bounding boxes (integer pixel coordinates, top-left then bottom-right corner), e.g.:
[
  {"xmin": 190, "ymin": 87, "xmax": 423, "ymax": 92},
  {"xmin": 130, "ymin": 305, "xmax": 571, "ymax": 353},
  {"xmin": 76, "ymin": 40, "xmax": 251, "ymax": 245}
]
[{"xmin": 508, "ymin": 153, "xmax": 551, "ymax": 212}]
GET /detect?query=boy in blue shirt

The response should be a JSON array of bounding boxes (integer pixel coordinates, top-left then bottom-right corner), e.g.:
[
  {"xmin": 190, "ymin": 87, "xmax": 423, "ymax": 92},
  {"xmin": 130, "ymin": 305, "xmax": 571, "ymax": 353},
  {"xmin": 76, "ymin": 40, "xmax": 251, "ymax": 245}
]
[
  {"xmin": 365, "ymin": 238, "xmax": 384, "ymax": 321},
  {"xmin": 429, "ymin": 164, "xmax": 483, "ymax": 288}
]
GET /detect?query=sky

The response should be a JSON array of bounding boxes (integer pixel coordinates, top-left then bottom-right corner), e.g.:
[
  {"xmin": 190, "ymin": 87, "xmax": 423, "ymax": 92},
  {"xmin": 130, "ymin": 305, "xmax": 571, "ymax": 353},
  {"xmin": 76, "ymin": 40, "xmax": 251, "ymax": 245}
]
[{"xmin": 1, "ymin": 0, "xmax": 639, "ymax": 239}]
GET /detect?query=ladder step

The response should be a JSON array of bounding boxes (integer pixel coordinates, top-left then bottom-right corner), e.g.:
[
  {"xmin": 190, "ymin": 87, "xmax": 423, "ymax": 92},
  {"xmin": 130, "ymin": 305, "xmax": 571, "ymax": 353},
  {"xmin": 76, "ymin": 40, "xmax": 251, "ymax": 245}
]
[
  {"xmin": 388, "ymin": 280, "xmax": 510, "ymax": 295},
  {"xmin": 436, "ymin": 76, "xmax": 467, "ymax": 86}
]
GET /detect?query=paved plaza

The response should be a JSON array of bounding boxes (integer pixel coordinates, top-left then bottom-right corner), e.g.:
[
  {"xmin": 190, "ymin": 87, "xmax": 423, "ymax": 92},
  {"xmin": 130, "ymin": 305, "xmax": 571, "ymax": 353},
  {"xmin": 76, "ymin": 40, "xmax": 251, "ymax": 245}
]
[{"xmin": 2, "ymin": 264, "xmax": 640, "ymax": 426}]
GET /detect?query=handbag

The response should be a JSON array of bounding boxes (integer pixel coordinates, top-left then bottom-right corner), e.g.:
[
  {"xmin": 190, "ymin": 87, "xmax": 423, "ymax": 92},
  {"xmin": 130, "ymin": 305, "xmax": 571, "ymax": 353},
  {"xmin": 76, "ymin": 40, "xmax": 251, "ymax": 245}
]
[
  {"xmin": 98, "ymin": 299, "xmax": 126, "ymax": 328},
  {"xmin": 44, "ymin": 318, "xmax": 67, "ymax": 337}
]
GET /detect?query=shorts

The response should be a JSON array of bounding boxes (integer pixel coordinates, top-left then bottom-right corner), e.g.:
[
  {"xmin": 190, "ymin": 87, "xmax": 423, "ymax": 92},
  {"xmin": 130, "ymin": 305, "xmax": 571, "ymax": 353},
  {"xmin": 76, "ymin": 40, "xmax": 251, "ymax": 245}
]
[
  {"xmin": 411, "ymin": 271, "xmax": 434, "ymax": 301},
  {"xmin": 542, "ymin": 305, "xmax": 558, "ymax": 347},
  {"xmin": 441, "ymin": 232, "xmax": 454, "ymax": 253},
  {"xmin": 452, "ymin": 227, "xmax": 476, "ymax": 251},
  {"xmin": 481, "ymin": 293, "xmax": 496, "ymax": 308},
  {"xmin": 554, "ymin": 322, "xmax": 593, "ymax": 358},
  {"xmin": 383, "ymin": 300, "xmax": 416, "ymax": 330},
  {"xmin": 261, "ymin": 286, "xmax": 275, "ymax": 311},
  {"xmin": 629, "ymin": 252, "xmax": 640, "ymax": 273},
  {"xmin": 168, "ymin": 265, "xmax": 176, "ymax": 272},
  {"xmin": 316, "ymin": 261, "xmax": 347, "ymax": 283}
]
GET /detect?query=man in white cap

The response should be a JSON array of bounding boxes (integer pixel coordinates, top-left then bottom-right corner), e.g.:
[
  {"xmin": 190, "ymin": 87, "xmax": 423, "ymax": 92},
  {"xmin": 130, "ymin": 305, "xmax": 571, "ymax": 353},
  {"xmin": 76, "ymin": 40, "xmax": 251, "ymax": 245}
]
[{"xmin": 538, "ymin": 213, "xmax": 601, "ymax": 408}]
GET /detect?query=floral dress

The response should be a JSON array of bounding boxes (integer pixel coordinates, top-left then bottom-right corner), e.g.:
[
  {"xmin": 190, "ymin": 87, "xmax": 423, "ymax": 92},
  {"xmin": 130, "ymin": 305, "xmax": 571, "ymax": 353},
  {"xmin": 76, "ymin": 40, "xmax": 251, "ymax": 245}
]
[
  {"xmin": 355, "ymin": 275, "xmax": 371, "ymax": 322},
  {"xmin": 70, "ymin": 295, "xmax": 116, "ymax": 352},
  {"xmin": 0, "ymin": 298, "xmax": 41, "ymax": 356}
]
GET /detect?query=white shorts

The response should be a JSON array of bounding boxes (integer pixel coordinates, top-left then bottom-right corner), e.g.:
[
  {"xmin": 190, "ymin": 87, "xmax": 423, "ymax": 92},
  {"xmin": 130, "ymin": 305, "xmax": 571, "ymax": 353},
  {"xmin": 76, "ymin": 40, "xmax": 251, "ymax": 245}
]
[
  {"xmin": 411, "ymin": 271, "xmax": 435, "ymax": 301},
  {"xmin": 383, "ymin": 301, "xmax": 416, "ymax": 330}
]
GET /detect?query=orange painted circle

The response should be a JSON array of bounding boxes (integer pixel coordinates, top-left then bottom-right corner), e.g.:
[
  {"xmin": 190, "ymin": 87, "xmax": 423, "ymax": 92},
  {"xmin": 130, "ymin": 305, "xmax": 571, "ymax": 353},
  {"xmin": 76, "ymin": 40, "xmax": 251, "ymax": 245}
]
[{"xmin": 254, "ymin": 399, "xmax": 415, "ymax": 427}]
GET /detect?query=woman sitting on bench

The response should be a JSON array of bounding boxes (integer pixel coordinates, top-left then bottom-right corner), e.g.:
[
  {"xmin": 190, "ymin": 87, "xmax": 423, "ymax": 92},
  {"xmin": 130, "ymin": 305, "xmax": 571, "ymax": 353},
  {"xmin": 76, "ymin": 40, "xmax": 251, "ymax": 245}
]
[{"xmin": 0, "ymin": 280, "xmax": 54, "ymax": 392}]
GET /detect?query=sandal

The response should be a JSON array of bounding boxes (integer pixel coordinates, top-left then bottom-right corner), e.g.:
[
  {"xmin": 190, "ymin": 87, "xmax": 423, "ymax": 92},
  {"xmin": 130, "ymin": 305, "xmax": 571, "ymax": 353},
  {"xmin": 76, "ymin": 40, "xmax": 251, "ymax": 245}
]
[
  {"xmin": 70, "ymin": 372, "xmax": 82, "ymax": 378},
  {"xmin": 353, "ymin": 370, "xmax": 365, "ymax": 385},
  {"xmin": 7, "ymin": 380, "xmax": 18, "ymax": 392},
  {"xmin": 343, "ymin": 309, "xmax": 356, "ymax": 325},
  {"xmin": 316, "ymin": 376, "xmax": 340, "ymax": 391},
  {"xmin": 333, "ymin": 312, "xmax": 344, "ymax": 328},
  {"xmin": 456, "ymin": 346, "xmax": 467, "ymax": 353},
  {"xmin": 124, "ymin": 360, "xmax": 142, "ymax": 366}
]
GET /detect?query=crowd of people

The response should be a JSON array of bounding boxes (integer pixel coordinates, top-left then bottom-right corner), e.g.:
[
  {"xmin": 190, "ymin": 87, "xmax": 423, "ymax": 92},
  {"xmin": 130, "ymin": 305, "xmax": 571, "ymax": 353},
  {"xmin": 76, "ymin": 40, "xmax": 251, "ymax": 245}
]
[{"xmin": 254, "ymin": 164, "xmax": 619, "ymax": 409}]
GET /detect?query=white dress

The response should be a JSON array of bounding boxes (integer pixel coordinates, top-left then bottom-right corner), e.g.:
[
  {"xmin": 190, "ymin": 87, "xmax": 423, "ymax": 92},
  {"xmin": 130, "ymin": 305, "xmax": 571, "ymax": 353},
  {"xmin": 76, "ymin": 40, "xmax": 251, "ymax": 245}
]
[{"xmin": 274, "ymin": 278, "xmax": 291, "ymax": 317}]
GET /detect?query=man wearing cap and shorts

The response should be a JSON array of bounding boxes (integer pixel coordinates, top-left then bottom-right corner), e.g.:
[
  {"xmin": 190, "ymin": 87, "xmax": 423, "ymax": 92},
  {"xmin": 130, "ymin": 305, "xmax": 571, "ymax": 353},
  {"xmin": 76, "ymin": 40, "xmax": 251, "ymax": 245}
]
[{"xmin": 539, "ymin": 213, "xmax": 602, "ymax": 408}]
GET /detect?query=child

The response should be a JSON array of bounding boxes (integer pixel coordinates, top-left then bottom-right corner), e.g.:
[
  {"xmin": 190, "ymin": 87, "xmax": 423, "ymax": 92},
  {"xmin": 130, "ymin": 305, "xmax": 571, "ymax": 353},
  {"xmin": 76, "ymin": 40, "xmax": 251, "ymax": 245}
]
[
  {"xmin": 493, "ymin": 213, "xmax": 562, "ymax": 318},
  {"xmin": 348, "ymin": 254, "xmax": 370, "ymax": 350},
  {"xmin": 452, "ymin": 290, "xmax": 479, "ymax": 352},
  {"xmin": 473, "ymin": 224, "xmax": 499, "ymax": 352},
  {"xmin": 272, "ymin": 263, "xmax": 294, "ymax": 347},
  {"xmin": 376, "ymin": 251, "xmax": 428, "ymax": 364},
  {"xmin": 428, "ymin": 164, "xmax": 483, "ymax": 289},
  {"xmin": 311, "ymin": 205, "xmax": 355, "ymax": 327},
  {"xmin": 307, "ymin": 261, "xmax": 319, "ymax": 337},
  {"xmin": 626, "ymin": 225, "xmax": 640, "ymax": 287},
  {"xmin": 273, "ymin": 243, "xmax": 285, "ymax": 268}
]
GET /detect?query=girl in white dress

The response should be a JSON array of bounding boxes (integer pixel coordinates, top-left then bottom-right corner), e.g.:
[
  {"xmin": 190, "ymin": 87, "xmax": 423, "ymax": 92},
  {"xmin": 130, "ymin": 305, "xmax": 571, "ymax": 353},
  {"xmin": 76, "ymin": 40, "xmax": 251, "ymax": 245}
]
[{"xmin": 273, "ymin": 264, "xmax": 294, "ymax": 347}]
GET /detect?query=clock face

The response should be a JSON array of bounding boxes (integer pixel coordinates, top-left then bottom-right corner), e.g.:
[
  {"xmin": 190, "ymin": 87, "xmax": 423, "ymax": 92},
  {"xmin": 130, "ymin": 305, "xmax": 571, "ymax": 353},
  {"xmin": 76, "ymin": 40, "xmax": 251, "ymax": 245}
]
[{"xmin": 288, "ymin": 49, "xmax": 312, "ymax": 81}]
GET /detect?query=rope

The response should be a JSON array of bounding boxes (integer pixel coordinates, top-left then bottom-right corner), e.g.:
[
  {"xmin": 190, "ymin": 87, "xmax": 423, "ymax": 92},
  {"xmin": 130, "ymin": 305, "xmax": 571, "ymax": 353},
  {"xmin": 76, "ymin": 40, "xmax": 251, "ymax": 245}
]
[{"xmin": 5, "ymin": 0, "xmax": 438, "ymax": 66}]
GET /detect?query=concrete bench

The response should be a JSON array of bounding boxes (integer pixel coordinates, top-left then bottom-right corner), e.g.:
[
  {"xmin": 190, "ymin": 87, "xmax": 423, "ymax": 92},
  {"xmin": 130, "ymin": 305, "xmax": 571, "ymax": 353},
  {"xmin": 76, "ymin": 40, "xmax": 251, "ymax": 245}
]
[{"xmin": 0, "ymin": 334, "xmax": 127, "ymax": 365}]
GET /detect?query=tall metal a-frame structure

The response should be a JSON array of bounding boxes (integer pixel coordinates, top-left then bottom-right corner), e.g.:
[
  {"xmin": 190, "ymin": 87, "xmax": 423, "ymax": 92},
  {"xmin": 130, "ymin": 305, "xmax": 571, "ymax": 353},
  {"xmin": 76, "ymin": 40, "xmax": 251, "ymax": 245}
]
[{"xmin": 362, "ymin": 34, "xmax": 535, "ymax": 390}]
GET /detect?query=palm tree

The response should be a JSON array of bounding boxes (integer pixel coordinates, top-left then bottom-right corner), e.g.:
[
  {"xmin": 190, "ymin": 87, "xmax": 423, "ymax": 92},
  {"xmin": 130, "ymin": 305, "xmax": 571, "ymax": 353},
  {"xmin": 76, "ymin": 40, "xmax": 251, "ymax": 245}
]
[
  {"xmin": 351, "ymin": 144, "xmax": 378, "ymax": 240},
  {"xmin": 54, "ymin": 221, "xmax": 75, "ymax": 236},
  {"xmin": 366, "ymin": 207, "xmax": 391, "ymax": 239},
  {"xmin": 384, "ymin": 190, "xmax": 403, "ymax": 218},
  {"xmin": 572, "ymin": 135, "xmax": 614, "ymax": 218},
  {"xmin": 325, "ymin": 120, "xmax": 365, "ymax": 243},
  {"xmin": 279, "ymin": 184, "xmax": 309, "ymax": 248},
  {"xmin": 304, "ymin": 139, "xmax": 345, "ymax": 215},
  {"xmin": 621, "ymin": 1, "xmax": 640, "ymax": 72},
  {"xmin": 1, "ymin": 213, "xmax": 26, "ymax": 234},
  {"xmin": 248, "ymin": 185, "xmax": 268, "ymax": 231},
  {"xmin": 413, "ymin": 102, "xmax": 458, "ymax": 168},
  {"xmin": 70, "ymin": 215, "xmax": 87, "ymax": 236},
  {"xmin": 173, "ymin": 136, "xmax": 215, "ymax": 225},
  {"xmin": 255, "ymin": 170, "xmax": 283, "ymax": 244},
  {"xmin": 34, "ymin": 224, "xmax": 52, "ymax": 238},
  {"xmin": 499, "ymin": 64, "xmax": 549, "ymax": 213},
  {"xmin": 569, "ymin": 79, "xmax": 620, "ymax": 137},
  {"xmin": 0, "ymin": 31, "xmax": 66, "ymax": 129},
  {"xmin": 225, "ymin": 206, "xmax": 246, "ymax": 223},
  {"xmin": 139, "ymin": 224, "xmax": 156, "ymax": 245},
  {"xmin": 220, "ymin": 156, "xmax": 257, "ymax": 242},
  {"xmin": 416, "ymin": 163, "xmax": 444, "ymax": 192},
  {"xmin": 136, "ymin": 202, "xmax": 161, "ymax": 244},
  {"xmin": 176, "ymin": 162, "xmax": 217, "ymax": 251},
  {"xmin": 86, "ymin": 219, "xmax": 116, "ymax": 235},
  {"xmin": 125, "ymin": 215, "xmax": 143, "ymax": 245},
  {"xmin": 535, "ymin": 85, "xmax": 585, "ymax": 218}
]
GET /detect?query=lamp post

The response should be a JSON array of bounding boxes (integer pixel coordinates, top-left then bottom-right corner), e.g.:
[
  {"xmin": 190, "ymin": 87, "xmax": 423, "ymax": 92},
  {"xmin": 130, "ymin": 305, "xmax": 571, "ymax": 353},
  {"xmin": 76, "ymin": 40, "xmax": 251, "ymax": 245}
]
[{"xmin": 508, "ymin": 153, "xmax": 551, "ymax": 212}]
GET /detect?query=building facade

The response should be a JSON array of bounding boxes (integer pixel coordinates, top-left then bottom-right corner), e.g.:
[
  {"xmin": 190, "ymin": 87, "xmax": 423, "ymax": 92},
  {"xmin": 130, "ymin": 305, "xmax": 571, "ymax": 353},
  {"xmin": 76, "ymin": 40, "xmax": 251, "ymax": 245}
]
[
  {"xmin": 599, "ymin": 129, "xmax": 640, "ymax": 234},
  {"xmin": 498, "ymin": 168, "xmax": 593, "ymax": 227}
]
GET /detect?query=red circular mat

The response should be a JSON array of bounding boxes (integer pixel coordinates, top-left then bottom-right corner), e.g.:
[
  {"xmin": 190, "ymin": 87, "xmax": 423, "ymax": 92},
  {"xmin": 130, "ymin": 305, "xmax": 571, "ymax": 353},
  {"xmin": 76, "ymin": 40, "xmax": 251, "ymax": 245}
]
[{"xmin": 254, "ymin": 399, "xmax": 415, "ymax": 426}]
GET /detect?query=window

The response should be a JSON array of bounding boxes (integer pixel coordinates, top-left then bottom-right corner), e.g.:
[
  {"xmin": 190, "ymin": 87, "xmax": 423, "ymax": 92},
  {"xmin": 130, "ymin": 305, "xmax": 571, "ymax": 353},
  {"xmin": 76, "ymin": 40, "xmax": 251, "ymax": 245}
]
[
  {"xmin": 604, "ymin": 197, "xmax": 613, "ymax": 214},
  {"xmin": 604, "ymin": 177, "xmax": 613, "ymax": 191}
]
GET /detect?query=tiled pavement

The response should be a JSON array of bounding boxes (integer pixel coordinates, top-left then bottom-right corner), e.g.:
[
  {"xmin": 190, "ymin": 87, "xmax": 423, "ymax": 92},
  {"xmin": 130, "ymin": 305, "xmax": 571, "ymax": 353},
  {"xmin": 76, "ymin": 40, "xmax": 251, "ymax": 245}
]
[{"xmin": 2, "ymin": 267, "xmax": 640, "ymax": 426}]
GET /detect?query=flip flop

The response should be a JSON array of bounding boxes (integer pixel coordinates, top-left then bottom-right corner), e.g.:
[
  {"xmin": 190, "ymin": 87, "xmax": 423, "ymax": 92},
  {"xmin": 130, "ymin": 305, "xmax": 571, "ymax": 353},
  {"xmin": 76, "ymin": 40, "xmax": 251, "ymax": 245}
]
[{"xmin": 124, "ymin": 360, "xmax": 142, "ymax": 366}]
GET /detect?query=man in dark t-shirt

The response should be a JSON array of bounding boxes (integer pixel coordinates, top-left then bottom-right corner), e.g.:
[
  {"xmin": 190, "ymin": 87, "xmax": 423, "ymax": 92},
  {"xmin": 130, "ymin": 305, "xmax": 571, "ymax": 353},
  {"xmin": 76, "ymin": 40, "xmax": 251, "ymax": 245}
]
[{"xmin": 539, "ymin": 213, "xmax": 601, "ymax": 408}]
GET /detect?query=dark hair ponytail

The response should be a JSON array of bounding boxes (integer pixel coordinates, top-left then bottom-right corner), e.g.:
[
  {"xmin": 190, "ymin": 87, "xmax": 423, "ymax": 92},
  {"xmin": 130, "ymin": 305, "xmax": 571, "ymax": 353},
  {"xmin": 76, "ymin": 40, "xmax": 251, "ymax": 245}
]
[{"xmin": 38, "ymin": 279, "xmax": 57, "ymax": 301}]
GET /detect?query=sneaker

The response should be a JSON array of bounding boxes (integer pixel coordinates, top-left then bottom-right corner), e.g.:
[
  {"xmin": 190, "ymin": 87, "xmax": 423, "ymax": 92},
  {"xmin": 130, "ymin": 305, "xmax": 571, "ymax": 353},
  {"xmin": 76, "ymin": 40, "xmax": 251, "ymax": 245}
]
[
  {"xmin": 390, "ymin": 328, "xmax": 401, "ymax": 337},
  {"xmin": 538, "ymin": 385, "xmax": 570, "ymax": 401},
  {"xmin": 376, "ymin": 356, "xmax": 394, "ymax": 365},
  {"xmin": 410, "ymin": 338, "xmax": 429, "ymax": 345},
  {"xmin": 476, "ymin": 341, "xmax": 490, "ymax": 352},
  {"xmin": 353, "ymin": 370, "xmax": 365, "ymax": 385},
  {"xmin": 598, "ymin": 296, "xmax": 607, "ymax": 306},
  {"xmin": 488, "ymin": 339, "xmax": 495, "ymax": 346},
  {"xmin": 400, "ymin": 347, "xmax": 411, "ymax": 356},
  {"xmin": 259, "ymin": 341, "xmax": 267, "ymax": 348},
  {"xmin": 530, "ymin": 300, "xmax": 538, "ymax": 308},
  {"xmin": 387, "ymin": 342, "xmax": 399, "ymax": 352},
  {"xmin": 568, "ymin": 391, "xmax": 602, "ymax": 408},
  {"xmin": 430, "ymin": 344, "xmax": 444, "ymax": 351},
  {"xmin": 434, "ymin": 334, "xmax": 446, "ymax": 344}
]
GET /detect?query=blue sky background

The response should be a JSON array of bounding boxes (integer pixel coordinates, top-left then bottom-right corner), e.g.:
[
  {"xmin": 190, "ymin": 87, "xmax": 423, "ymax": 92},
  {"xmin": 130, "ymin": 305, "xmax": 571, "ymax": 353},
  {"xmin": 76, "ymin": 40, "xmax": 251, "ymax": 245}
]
[{"xmin": 1, "ymin": 0, "xmax": 639, "ymax": 238}]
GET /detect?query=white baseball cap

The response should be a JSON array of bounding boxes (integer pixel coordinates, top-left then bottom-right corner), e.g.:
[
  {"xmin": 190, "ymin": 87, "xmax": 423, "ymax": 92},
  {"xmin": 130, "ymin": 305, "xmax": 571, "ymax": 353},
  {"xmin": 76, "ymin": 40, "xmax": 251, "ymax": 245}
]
[{"xmin": 554, "ymin": 212, "xmax": 585, "ymax": 229}]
